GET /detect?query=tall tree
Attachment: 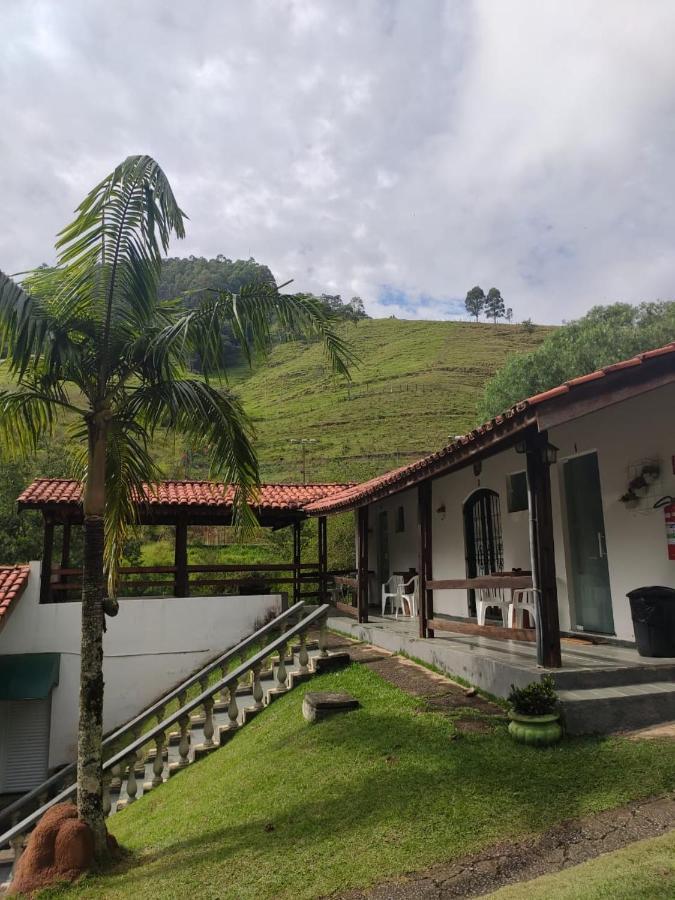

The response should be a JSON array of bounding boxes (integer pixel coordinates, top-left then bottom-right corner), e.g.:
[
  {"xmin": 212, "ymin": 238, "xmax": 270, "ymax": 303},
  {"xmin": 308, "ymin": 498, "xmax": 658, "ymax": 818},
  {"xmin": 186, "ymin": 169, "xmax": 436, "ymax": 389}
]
[
  {"xmin": 484, "ymin": 287, "xmax": 505, "ymax": 323},
  {"xmin": 479, "ymin": 301, "xmax": 675, "ymax": 418},
  {"xmin": 465, "ymin": 285, "xmax": 485, "ymax": 321},
  {"xmin": 0, "ymin": 155, "xmax": 353, "ymax": 858}
]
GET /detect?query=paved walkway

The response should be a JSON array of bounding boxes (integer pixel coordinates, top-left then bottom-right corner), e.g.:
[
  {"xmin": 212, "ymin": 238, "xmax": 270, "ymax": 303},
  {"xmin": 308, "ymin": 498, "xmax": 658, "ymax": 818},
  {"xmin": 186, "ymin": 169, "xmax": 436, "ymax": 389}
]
[{"xmin": 325, "ymin": 631, "xmax": 675, "ymax": 899}]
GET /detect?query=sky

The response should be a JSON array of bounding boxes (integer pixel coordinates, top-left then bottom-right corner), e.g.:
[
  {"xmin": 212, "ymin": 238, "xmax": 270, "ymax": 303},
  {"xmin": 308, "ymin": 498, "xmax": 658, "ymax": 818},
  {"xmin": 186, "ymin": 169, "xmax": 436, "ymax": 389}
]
[{"xmin": 2, "ymin": 1, "xmax": 675, "ymax": 324}]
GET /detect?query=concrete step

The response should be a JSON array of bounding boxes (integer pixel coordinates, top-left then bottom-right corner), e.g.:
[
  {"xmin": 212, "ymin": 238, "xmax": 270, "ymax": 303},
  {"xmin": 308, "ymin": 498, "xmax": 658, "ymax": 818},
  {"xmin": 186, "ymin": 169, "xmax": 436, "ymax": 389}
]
[
  {"xmin": 553, "ymin": 663, "xmax": 675, "ymax": 691},
  {"xmin": 559, "ymin": 681, "xmax": 675, "ymax": 734}
]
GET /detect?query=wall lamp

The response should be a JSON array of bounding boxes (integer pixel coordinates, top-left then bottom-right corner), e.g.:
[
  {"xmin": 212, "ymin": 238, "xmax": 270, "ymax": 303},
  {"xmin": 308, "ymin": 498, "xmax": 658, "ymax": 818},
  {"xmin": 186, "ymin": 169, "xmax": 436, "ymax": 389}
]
[
  {"xmin": 436, "ymin": 502, "xmax": 446, "ymax": 520},
  {"xmin": 515, "ymin": 440, "xmax": 558, "ymax": 464}
]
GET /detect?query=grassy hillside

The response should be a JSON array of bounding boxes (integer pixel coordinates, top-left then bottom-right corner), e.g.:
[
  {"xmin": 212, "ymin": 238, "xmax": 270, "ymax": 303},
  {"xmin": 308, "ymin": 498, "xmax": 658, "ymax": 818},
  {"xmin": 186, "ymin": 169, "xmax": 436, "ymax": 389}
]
[
  {"xmin": 0, "ymin": 319, "xmax": 549, "ymax": 568},
  {"xmin": 221, "ymin": 318, "xmax": 550, "ymax": 484}
]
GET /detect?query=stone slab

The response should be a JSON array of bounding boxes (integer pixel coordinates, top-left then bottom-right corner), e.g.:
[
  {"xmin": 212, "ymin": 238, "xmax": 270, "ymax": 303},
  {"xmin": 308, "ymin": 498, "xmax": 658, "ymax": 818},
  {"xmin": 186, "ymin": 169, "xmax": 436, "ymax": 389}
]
[
  {"xmin": 312, "ymin": 651, "xmax": 351, "ymax": 674},
  {"xmin": 303, "ymin": 690, "xmax": 360, "ymax": 723}
]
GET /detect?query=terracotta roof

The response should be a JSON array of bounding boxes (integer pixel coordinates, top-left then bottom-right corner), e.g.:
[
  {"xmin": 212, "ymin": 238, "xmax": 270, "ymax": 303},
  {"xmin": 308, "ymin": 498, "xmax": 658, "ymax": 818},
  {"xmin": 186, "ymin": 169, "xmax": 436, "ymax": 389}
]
[
  {"xmin": 17, "ymin": 479, "xmax": 353, "ymax": 513},
  {"xmin": 0, "ymin": 565, "xmax": 30, "ymax": 629},
  {"xmin": 306, "ymin": 341, "xmax": 675, "ymax": 514}
]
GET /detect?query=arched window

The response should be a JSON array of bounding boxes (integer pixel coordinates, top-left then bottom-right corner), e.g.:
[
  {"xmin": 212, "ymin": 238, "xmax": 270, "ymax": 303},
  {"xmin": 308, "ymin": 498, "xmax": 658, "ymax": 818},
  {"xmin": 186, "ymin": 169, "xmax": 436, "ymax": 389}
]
[{"xmin": 463, "ymin": 489, "xmax": 504, "ymax": 616}]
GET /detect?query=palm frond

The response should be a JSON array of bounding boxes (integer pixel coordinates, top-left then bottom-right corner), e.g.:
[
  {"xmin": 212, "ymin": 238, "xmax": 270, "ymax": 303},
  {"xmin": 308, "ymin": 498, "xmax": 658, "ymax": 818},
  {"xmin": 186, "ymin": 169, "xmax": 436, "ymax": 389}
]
[
  {"xmin": 0, "ymin": 387, "xmax": 61, "ymax": 455},
  {"xmin": 150, "ymin": 281, "xmax": 357, "ymax": 381},
  {"xmin": 54, "ymin": 155, "xmax": 187, "ymax": 378},
  {"xmin": 123, "ymin": 378, "xmax": 259, "ymax": 527}
]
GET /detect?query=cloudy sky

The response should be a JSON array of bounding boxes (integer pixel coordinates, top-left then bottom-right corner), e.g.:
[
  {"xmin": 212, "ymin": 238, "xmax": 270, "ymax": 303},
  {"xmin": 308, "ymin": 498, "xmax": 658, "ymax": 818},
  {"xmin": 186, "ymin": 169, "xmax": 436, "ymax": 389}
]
[{"xmin": 2, "ymin": 1, "xmax": 675, "ymax": 323}]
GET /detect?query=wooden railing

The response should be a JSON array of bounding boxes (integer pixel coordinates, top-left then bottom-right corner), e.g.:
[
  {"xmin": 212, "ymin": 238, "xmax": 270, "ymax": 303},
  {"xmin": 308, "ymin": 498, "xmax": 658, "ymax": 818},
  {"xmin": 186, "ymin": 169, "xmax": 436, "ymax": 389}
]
[
  {"xmin": 46, "ymin": 562, "xmax": 324, "ymax": 602},
  {"xmin": 0, "ymin": 602, "xmax": 331, "ymax": 880}
]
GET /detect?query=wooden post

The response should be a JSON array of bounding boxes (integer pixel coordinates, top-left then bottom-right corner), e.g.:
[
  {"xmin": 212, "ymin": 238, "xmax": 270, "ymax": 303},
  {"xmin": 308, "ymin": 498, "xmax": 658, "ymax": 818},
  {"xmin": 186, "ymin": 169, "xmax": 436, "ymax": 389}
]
[
  {"xmin": 525, "ymin": 431, "xmax": 562, "ymax": 668},
  {"xmin": 60, "ymin": 521, "xmax": 71, "ymax": 575},
  {"xmin": 40, "ymin": 515, "xmax": 55, "ymax": 604},
  {"xmin": 356, "ymin": 506, "xmax": 369, "ymax": 623},
  {"xmin": 174, "ymin": 517, "xmax": 189, "ymax": 597},
  {"xmin": 292, "ymin": 521, "xmax": 301, "ymax": 604},
  {"xmin": 417, "ymin": 481, "xmax": 434, "ymax": 638},
  {"xmin": 318, "ymin": 516, "xmax": 328, "ymax": 603}
]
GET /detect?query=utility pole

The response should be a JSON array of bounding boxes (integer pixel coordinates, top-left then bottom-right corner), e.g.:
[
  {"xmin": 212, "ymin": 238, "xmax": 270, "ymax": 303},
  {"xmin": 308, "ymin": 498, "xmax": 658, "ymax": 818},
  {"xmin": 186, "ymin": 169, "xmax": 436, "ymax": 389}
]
[{"xmin": 289, "ymin": 438, "xmax": 318, "ymax": 483}]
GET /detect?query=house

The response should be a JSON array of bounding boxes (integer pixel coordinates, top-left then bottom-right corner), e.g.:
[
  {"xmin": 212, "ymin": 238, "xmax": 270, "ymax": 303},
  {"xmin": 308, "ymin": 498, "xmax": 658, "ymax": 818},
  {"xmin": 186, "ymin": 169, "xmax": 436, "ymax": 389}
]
[
  {"xmin": 306, "ymin": 342, "xmax": 675, "ymax": 731},
  {"xmin": 0, "ymin": 482, "xmax": 345, "ymax": 795}
]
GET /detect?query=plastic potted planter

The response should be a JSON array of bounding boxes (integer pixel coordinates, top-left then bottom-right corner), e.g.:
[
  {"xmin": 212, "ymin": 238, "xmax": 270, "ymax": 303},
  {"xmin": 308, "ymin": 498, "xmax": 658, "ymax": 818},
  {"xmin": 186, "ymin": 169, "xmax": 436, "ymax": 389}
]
[{"xmin": 507, "ymin": 675, "xmax": 563, "ymax": 746}]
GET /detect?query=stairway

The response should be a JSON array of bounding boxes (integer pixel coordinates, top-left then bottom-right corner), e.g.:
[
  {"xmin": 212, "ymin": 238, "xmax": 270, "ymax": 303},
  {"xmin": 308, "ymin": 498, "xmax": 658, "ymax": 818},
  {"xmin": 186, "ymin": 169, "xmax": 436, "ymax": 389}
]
[
  {"xmin": 553, "ymin": 664, "xmax": 675, "ymax": 734},
  {"xmin": 110, "ymin": 640, "xmax": 325, "ymax": 813},
  {"xmin": 0, "ymin": 602, "xmax": 337, "ymax": 888}
]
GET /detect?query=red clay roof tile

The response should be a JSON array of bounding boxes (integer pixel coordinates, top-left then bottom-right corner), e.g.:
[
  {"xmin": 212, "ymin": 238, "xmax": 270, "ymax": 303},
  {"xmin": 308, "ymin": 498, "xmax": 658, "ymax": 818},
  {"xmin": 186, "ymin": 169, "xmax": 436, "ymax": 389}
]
[
  {"xmin": 0, "ymin": 565, "xmax": 30, "ymax": 627},
  {"xmin": 17, "ymin": 480, "xmax": 352, "ymax": 512}
]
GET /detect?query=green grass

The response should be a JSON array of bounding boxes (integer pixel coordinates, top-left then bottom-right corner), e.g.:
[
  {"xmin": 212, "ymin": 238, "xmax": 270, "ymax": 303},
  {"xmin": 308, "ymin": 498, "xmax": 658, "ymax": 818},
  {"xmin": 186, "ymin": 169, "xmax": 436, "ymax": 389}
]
[
  {"xmin": 41, "ymin": 663, "xmax": 675, "ymax": 900},
  {"xmin": 485, "ymin": 830, "xmax": 675, "ymax": 899}
]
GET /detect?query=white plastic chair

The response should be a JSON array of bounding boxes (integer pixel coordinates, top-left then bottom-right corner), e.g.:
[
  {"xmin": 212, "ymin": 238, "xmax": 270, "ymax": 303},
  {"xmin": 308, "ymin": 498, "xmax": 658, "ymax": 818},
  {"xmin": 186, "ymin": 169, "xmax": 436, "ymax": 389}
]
[
  {"xmin": 381, "ymin": 575, "xmax": 404, "ymax": 616},
  {"xmin": 476, "ymin": 587, "xmax": 512, "ymax": 627},
  {"xmin": 508, "ymin": 588, "xmax": 538, "ymax": 629},
  {"xmin": 398, "ymin": 575, "xmax": 419, "ymax": 619}
]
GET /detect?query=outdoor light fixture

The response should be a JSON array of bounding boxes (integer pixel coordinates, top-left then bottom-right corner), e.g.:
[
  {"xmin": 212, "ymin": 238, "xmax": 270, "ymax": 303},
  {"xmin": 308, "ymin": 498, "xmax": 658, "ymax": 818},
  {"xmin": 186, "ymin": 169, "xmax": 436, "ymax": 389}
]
[
  {"xmin": 473, "ymin": 459, "xmax": 482, "ymax": 477},
  {"xmin": 514, "ymin": 439, "xmax": 558, "ymax": 464},
  {"xmin": 436, "ymin": 502, "xmax": 446, "ymax": 519},
  {"xmin": 545, "ymin": 443, "xmax": 559, "ymax": 465}
]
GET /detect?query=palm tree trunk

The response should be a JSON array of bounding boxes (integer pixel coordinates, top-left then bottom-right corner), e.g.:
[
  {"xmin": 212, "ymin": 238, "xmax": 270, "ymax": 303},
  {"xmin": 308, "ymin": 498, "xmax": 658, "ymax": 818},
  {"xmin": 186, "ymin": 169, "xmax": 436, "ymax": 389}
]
[{"xmin": 77, "ymin": 416, "xmax": 109, "ymax": 859}]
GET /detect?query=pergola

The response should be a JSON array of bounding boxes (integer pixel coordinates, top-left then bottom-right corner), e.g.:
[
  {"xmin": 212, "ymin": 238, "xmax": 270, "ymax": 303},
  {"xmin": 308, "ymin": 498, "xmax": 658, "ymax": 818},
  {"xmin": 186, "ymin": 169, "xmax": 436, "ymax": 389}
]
[{"xmin": 18, "ymin": 479, "xmax": 351, "ymax": 604}]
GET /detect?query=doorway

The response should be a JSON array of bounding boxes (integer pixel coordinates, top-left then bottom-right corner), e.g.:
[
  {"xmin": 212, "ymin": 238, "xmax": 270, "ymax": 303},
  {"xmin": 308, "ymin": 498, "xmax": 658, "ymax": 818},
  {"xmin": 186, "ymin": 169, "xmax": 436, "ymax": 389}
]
[
  {"xmin": 463, "ymin": 489, "xmax": 504, "ymax": 616},
  {"xmin": 562, "ymin": 452, "xmax": 615, "ymax": 634}
]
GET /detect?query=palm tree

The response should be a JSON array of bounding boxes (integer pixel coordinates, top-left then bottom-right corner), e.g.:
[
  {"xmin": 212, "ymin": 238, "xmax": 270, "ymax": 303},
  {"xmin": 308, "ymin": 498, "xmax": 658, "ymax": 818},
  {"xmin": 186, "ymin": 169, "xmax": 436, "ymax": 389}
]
[{"xmin": 0, "ymin": 155, "xmax": 353, "ymax": 857}]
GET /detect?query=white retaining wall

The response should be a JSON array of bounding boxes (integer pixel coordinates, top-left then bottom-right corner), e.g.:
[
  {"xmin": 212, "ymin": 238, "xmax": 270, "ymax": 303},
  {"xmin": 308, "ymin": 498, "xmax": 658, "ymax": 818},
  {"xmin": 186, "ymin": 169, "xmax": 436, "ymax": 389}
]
[{"xmin": 0, "ymin": 562, "xmax": 279, "ymax": 768}]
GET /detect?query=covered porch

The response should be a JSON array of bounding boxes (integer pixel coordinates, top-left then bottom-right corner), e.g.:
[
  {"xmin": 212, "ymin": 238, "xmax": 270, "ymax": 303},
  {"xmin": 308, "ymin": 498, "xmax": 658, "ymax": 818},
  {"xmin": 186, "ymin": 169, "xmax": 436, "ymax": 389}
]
[{"xmin": 17, "ymin": 479, "xmax": 347, "ymax": 605}]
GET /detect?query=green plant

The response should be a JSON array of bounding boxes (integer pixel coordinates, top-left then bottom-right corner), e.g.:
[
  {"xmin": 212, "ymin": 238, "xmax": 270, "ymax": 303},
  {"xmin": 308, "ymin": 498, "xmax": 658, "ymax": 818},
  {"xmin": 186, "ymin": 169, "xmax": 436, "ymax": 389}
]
[
  {"xmin": 508, "ymin": 675, "xmax": 559, "ymax": 716},
  {"xmin": 0, "ymin": 154, "xmax": 353, "ymax": 858}
]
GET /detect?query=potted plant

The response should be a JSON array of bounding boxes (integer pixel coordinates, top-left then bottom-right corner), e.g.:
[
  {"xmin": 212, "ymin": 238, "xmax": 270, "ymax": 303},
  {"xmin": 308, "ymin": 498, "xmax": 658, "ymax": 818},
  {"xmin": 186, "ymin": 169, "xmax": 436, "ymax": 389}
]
[
  {"xmin": 507, "ymin": 675, "xmax": 562, "ymax": 746},
  {"xmin": 620, "ymin": 489, "xmax": 640, "ymax": 509}
]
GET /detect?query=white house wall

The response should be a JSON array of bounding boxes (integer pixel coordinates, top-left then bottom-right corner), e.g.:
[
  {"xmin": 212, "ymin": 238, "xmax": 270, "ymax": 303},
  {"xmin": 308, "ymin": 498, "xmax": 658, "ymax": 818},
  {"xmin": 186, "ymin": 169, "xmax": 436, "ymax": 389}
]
[
  {"xmin": 549, "ymin": 381, "xmax": 675, "ymax": 641},
  {"xmin": 365, "ymin": 380, "xmax": 675, "ymax": 642},
  {"xmin": 0, "ymin": 562, "xmax": 279, "ymax": 769}
]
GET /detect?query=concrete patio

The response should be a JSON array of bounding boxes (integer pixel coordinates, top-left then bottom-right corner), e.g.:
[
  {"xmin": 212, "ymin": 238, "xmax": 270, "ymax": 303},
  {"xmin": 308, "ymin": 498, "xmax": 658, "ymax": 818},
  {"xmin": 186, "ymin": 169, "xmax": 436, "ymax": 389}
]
[{"xmin": 327, "ymin": 612, "xmax": 675, "ymax": 734}]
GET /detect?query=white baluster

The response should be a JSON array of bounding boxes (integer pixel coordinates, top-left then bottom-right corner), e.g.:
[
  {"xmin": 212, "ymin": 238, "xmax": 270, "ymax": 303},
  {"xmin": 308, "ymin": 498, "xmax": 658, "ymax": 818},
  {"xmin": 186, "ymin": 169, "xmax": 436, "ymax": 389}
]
[
  {"xmin": 9, "ymin": 833, "xmax": 24, "ymax": 881},
  {"xmin": 298, "ymin": 633, "xmax": 310, "ymax": 673},
  {"xmin": 102, "ymin": 770, "xmax": 112, "ymax": 817},
  {"xmin": 202, "ymin": 697, "xmax": 215, "ymax": 747},
  {"xmin": 125, "ymin": 753, "xmax": 138, "ymax": 804},
  {"xmin": 220, "ymin": 665, "xmax": 229, "ymax": 705},
  {"xmin": 110, "ymin": 759, "xmax": 122, "ymax": 792},
  {"xmin": 319, "ymin": 618, "xmax": 329, "ymax": 657},
  {"xmin": 276, "ymin": 642, "xmax": 288, "ymax": 689},
  {"xmin": 177, "ymin": 713, "xmax": 190, "ymax": 767},
  {"xmin": 252, "ymin": 663, "xmax": 264, "ymax": 709},
  {"xmin": 152, "ymin": 732, "xmax": 166, "ymax": 787},
  {"xmin": 227, "ymin": 678, "xmax": 239, "ymax": 729}
]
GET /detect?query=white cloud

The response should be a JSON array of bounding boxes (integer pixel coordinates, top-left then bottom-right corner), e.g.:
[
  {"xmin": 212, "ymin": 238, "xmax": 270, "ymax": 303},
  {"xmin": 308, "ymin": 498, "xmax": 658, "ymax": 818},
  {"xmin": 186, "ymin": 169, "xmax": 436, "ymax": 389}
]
[{"xmin": 2, "ymin": 0, "xmax": 675, "ymax": 322}]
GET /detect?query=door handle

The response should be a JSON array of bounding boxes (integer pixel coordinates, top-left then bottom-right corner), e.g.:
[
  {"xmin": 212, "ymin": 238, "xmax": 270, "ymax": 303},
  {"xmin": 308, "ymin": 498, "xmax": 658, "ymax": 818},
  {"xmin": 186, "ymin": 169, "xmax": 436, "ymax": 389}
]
[{"xmin": 597, "ymin": 532, "xmax": 606, "ymax": 559}]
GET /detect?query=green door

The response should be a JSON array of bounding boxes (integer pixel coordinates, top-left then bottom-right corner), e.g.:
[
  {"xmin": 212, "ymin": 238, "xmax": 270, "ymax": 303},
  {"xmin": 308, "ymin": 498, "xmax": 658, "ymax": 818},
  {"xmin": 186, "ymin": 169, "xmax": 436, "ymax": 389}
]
[{"xmin": 563, "ymin": 452, "xmax": 615, "ymax": 634}]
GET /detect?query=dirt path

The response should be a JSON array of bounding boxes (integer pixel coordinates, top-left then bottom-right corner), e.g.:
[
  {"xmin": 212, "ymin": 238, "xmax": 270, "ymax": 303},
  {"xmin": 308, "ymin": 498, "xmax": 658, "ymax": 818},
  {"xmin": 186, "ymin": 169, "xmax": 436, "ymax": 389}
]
[{"xmin": 324, "ymin": 632, "xmax": 675, "ymax": 899}]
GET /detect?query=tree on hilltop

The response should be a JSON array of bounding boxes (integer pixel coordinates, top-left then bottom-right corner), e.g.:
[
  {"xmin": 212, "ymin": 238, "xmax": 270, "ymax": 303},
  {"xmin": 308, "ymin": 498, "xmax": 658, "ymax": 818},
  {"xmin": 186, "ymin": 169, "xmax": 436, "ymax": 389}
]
[
  {"xmin": 485, "ymin": 287, "xmax": 506, "ymax": 323},
  {"xmin": 465, "ymin": 285, "xmax": 485, "ymax": 321}
]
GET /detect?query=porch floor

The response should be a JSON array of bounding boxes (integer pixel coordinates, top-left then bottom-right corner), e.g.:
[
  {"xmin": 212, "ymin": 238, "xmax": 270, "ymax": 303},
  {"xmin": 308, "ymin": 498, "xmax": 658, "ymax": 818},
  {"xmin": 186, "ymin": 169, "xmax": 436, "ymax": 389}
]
[{"xmin": 327, "ymin": 611, "xmax": 675, "ymax": 702}]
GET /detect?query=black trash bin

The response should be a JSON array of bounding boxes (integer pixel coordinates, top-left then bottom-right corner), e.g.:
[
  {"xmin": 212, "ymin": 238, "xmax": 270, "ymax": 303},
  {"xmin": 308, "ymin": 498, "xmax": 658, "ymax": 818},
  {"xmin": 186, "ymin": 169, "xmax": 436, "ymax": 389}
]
[{"xmin": 627, "ymin": 585, "xmax": 675, "ymax": 657}]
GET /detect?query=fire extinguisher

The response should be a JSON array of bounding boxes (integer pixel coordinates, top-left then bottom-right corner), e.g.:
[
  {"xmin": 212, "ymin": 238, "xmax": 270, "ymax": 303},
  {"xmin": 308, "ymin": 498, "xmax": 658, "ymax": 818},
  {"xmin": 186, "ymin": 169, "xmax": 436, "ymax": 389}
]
[{"xmin": 655, "ymin": 496, "xmax": 675, "ymax": 560}]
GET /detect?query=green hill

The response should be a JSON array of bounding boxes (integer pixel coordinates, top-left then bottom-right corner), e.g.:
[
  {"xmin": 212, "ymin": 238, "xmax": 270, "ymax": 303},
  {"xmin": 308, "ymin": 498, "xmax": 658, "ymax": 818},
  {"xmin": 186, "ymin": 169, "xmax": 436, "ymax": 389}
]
[
  {"xmin": 180, "ymin": 318, "xmax": 551, "ymax": 484},
  {"xmin": 0, "ymin": 318, "xmax": 549, "ymax": 568}
]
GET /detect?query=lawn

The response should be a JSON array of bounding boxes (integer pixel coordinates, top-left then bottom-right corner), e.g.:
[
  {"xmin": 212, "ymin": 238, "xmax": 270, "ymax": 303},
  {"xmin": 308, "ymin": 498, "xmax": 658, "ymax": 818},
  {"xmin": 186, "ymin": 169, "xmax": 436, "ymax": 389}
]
[
  {"xmin": 486, "ymin": 830, "xmax": 675, "ymax": 900},
  {"xmin": 40, "ymin": 663, "xmax": 675, "ymax": 900}
]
